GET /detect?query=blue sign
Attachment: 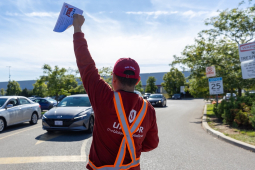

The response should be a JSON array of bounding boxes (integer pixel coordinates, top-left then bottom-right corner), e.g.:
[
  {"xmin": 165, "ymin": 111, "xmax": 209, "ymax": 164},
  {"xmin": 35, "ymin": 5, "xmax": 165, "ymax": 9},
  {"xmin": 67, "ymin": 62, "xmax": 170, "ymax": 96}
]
[{"xmin": 208, "ymin": 77, "xmax": 222, "ymax": 82}]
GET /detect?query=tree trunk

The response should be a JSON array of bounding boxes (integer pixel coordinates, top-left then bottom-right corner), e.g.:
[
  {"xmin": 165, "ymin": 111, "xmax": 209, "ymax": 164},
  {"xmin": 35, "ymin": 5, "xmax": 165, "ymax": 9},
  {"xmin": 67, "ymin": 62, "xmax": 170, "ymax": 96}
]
[{"xmin": 238, "ymin": 88, "xmax": 242, "ymax": 97}]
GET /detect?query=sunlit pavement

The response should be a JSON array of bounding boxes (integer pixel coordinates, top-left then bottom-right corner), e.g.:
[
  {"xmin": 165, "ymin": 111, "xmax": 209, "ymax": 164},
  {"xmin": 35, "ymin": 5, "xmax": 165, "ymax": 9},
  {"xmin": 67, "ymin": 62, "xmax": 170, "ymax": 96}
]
[{"xmin": 1, "ymin": 99, "xmax": 255, "ymax": 170}]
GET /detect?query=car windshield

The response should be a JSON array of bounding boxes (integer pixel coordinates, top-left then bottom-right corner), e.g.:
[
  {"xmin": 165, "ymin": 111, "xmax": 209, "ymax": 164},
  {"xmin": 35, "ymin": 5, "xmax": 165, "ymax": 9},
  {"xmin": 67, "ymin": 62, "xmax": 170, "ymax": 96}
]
[
  {"xmin": 57, "ymin": 97, "xmax": 91, "ymax": 107},
  {"xmin": 0, "ymin": 98, "xmax": 8, "ymax": 107},
  {"xmin": 174, "ymin": 94, "xmax": 180, "ymax": 96},
  {"xmin": 226, "ymin": 93, "xmax": 235, "ymax": 97},
  {"xmin": 46, "ymin": 98, "xmax": 56, "ymax": 102},
  {"xmin": 149, "ymin": 95, "xmax": 162, "ymax": 98}
]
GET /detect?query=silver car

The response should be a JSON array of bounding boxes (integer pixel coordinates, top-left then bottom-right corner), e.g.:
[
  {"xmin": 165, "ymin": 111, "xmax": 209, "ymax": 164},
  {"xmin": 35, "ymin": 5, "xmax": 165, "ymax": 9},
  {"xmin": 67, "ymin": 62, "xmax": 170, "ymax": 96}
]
[
  {"xmin": 0, "ymin": 96, "xmax": 41, "ymax": 132},
  {"xmin": 42, "ymin": 94, "xmax": 94, "ymax": 133}
]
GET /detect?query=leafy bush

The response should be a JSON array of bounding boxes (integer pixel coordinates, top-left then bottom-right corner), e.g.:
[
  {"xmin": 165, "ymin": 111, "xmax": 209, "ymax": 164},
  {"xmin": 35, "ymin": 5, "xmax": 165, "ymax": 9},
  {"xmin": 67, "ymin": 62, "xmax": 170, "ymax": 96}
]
[
  {"xmin": 213, "ymin": 94, "xmax": 255, "ymax": 128},
  {"xmin": 234, "ymin": 111, "xmax": 249, "ymax": 126},
  {"xmin": 222, "ymin": 100, "xmax": 235, "ymax": 124},
  {"xmin": 249, "ymin": 102, "xmax": 255, "ymax": 129}
]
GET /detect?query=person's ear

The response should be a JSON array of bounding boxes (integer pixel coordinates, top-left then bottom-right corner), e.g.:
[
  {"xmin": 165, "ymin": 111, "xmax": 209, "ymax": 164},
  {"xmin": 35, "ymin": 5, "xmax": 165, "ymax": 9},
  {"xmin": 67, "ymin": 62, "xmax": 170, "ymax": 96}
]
[
  {"xmin": 135, "ymin": 76, "xmax": 141, "ymax": 85},
  {"xmin": 112, "ymin": 73, "xmax": 119, "ymax": 84}
]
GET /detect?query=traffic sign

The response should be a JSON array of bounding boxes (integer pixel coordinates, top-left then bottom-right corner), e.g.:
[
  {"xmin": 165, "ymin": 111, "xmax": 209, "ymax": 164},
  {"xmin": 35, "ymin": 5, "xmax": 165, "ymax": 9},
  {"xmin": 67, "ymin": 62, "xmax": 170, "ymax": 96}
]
[
  {"xmin": 208, "ymin": 77, "xmax": 224, "ymax": 95},
  {"xmin": 206, "ymin": 66, "xmax": 216, "ymax": 77},
  {"xmin": 238, "ymin": 42, "xmax": 255, "ymax": 62},
  {"xmin": 241, "ymin": 59, "xmax": 255, "ymax": 79}
]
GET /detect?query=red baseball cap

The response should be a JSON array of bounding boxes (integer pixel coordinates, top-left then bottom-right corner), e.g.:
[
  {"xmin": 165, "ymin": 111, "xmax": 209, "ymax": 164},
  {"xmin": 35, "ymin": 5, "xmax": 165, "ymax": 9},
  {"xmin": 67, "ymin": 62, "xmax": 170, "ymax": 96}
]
[{"xmin": 113, "ymin": 58, "xmax": 140, "ymax": 79}]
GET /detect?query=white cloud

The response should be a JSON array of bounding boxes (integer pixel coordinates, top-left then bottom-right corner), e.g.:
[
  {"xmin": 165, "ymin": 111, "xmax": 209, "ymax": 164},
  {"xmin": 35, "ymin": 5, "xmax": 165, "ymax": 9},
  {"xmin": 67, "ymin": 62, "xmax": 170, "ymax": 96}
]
[
  {"xmin": 25, "ymin": 12, "xmax": 59, "ymax": 17},
  {"xmin": 181, "ymin": 10, "xmax": 219, "ymax": 18},
  {"xmin": 126, "ymin": 11, "xmax": 178, "ymax": 18},
  {"xmin": 5, "ymin": 12, "xmax": 59, "ymax": 17}
]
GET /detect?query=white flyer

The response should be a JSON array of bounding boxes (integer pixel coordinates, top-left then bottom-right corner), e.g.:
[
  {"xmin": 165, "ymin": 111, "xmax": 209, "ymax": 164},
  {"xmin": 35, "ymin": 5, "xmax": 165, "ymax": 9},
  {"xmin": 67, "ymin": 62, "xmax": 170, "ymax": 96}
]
[
  {"xmin": 241, "ymin": 59, "xmax": 255, "ymax": 79},
  {"xmin": 208, "ymin": 77, "xmax": 224, "ymax": 95},
  {"xmin": 238, "ymin": 42, "xmax": 255, "ymax": 62},
  {"xmin": 53, "ymin": 3, "xmax": 83, "ymax": 32}
]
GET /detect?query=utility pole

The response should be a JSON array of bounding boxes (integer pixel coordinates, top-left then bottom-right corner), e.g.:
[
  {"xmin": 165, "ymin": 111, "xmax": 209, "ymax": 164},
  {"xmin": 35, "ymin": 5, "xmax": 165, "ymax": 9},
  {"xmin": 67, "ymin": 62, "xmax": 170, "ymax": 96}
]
[{"xmin": 6, "ymin": 66, "xmax": 11, "ymax": 82}]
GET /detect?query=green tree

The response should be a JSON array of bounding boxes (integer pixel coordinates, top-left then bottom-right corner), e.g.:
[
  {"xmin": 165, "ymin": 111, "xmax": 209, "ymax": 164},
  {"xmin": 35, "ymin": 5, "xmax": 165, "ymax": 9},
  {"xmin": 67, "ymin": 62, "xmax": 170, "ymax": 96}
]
[
  {"xmin": 6, "ymin": 80, "xmax": 22, "ymax": 95},
  {"xmin": 161, "ymin": 68, "xmax": 185, "ymax": 97},
  {"xmin": 135, "ymin": 81, "xmax": 144, "ymax": 93},
  {"xmin": 145, "ymin": 77, "xmax": 158, "ymax": 94},
  {"xmin": 171, "ymin": 4, "xmax": 255, "ymax": 98},
  {"xmin": 70, "ymin": 78, "xmax": 87, "ymax": 94},
  {"xmin": 0, "ymin": 88, "xmax": 5, "ymax": 96},
  {"xmin": 40, "ymin": 64, "xmax": 78, "ymax": 101},
  {"xmin": 20, "ymin": 88, "xmax": 29, "ymax": 97},
  {"xmin": 98, "ymin": 67, "xmax": 113, "ymax": 86},
  {"xmin": 203, "ymin": 5, "xmax": 255, "ymax": 96},
  {"xmin": 33, "ymin": 79, "xmax": 48, "ymax": 97}
]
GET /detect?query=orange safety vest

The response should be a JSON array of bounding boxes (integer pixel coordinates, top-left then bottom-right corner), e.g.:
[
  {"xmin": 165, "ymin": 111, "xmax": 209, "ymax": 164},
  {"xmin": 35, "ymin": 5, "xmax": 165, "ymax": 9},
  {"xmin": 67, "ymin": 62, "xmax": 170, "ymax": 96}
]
[{"xmin": 89, "ymin": 92, "xmax": 148, "ymax": 170}]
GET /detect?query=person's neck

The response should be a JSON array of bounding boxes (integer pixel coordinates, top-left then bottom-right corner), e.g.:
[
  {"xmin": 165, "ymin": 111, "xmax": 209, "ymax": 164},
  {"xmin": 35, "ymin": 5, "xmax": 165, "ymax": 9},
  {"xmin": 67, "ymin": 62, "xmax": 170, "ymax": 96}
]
[{"xmin": 115, "ymin": 86, "xmax": 135, "ymax": 93}]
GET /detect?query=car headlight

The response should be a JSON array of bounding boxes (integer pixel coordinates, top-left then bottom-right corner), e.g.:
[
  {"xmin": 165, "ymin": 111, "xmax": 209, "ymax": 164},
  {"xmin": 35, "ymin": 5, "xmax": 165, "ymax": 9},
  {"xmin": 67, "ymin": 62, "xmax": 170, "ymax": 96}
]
[
  {"xmin": 42, "ymin": 114, "xmax": 47, "ymax": 119},
  {"xmin": 158, "ymin": 100, "xmax": 162, "ymax": 103},
  {"xmin": 74, "ymin": 112, "xmax": 87, "ymax": 120}
]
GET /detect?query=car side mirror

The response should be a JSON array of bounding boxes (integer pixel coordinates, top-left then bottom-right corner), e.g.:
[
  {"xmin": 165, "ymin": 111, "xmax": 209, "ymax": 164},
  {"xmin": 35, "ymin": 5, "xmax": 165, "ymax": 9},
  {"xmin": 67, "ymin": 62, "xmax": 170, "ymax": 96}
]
[{"xmin": 6, "ymin": 104, "xmax": 13, "ymax": 109}]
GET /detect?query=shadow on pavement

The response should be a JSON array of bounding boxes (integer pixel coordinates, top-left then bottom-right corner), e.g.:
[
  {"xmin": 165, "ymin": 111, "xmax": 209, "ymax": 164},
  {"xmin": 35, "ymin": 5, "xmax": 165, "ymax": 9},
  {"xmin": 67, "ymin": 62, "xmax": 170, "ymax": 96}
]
[
  {"xmin": 190, "ymin": 121, "xmax": 202, "ymax": 124},
  {"xmin": 1, "ymin": 122, "xmax": 36, "ymax": 134},
  {"xmin": 35, "ymin": 131, "xmax": 92, "ymax": 142}
]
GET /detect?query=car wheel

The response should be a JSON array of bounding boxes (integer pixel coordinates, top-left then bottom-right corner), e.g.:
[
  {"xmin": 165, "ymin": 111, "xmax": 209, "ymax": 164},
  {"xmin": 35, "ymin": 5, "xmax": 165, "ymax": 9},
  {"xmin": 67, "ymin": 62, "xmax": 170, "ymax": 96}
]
[
  {"xmin": 161, "ymin": 101, "xmax": 164, "ymax": 107},
  {"xmin": 0, "ymin": 118, "xmax": 5, "ymax": 132},
  {"xmin": 47, "ymin": 130, "xmax": 54, "ymax": 133},
  {"xmin": 30, "ymin": 113, "xmax": 38, "ymax": 125},
  {"xmin": 87, "ymin": 116, "xmax": 94, "ymax": 133}
]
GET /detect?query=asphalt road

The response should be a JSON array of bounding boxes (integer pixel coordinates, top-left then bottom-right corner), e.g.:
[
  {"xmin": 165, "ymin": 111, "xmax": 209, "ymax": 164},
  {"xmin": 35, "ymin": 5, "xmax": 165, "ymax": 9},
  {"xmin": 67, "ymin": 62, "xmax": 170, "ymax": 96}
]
[{"xmin": 0, "ymin": 99, "xmax": 255, "ymax": 170}]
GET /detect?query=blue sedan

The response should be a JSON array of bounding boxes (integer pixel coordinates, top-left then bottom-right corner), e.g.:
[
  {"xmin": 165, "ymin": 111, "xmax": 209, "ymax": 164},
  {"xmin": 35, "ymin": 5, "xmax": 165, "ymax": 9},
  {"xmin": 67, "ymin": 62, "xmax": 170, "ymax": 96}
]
[{"xmin": 32, "ymin": 98, "xmax": 57, "ymax": 111}]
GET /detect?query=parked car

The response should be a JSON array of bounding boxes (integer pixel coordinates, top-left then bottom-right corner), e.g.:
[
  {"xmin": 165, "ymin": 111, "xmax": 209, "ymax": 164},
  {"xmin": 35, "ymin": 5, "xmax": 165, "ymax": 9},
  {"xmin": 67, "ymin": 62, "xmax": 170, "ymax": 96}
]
[
  {"xmin": 51, "ymin": 95, "xmax": 66, "ymax": 102},
  {"xmin": 223, "ymin": 93, "xmax": 237, "ymax": 100},
  {"xmin": 143, "ymin": 93, "xmax": 151, "ymax": 99},
  {"xmin": 134, "ymin": 90, "xmax": 143, "ymax": 98},
  {"xmin": 172, "ymin": 94, "xmax": 181, "ymax": 99},
  {"xmin": 44, "ymin": 97, "xmax": 58, "ymax": 104},
  {"xmin": 42, "ymin": 94, "xmax": 94, "ymax": 133},
  {"xmin": 32, "ymin": 98, "xmax": 57, "ymax": 111},
  {"xmin": 0, "ymin": 96, "xmax": 41, "ymax": 132},
  {"xmin": 147, "ymin": 94, "xmax": 167, "ymax": 107}
]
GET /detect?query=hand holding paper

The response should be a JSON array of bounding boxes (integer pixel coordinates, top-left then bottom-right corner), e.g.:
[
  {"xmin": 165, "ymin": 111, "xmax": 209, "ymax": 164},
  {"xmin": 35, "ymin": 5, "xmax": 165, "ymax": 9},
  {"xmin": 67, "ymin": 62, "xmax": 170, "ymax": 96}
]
[{"xmin": 53, "ymin": 3, "xmax": 83, "ymax": 33}]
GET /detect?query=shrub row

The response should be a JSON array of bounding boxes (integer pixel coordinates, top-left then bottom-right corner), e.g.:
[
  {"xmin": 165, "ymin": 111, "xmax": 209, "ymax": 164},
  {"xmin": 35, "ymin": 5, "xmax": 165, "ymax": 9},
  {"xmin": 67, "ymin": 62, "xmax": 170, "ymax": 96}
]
[{"xmin": 213, "ymin": 93, "xmax": 255, "ymax": 129}]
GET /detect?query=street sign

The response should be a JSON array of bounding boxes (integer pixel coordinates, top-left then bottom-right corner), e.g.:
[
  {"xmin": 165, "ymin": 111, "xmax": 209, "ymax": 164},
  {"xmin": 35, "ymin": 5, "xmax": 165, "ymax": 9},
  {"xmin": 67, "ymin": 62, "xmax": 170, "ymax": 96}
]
[
  {"xmin": 206, "ymin": 66, "xmax": 216, "ymax": 77},
  {"xmin": 180, "ymin": 86, "xmax": 185, "ymax": 93},
  {"xmin": 241, "ymin": 59, "xmax": 255, "ymax": 79},
  {"xmin": 238, "ymin": 42, "xmax": 255, "ymax": 62},
  {"xmin": 208, "ymin": 77, "xmax": 224, "ymax": 95}
]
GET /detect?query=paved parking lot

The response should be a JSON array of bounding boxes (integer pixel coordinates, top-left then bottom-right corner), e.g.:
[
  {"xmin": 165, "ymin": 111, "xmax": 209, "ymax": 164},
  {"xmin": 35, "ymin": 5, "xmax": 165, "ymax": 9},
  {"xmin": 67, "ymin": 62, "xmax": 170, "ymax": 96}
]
[{"xmin": 1, "ymin": 99, "xmax": 255, "ymax": 170}]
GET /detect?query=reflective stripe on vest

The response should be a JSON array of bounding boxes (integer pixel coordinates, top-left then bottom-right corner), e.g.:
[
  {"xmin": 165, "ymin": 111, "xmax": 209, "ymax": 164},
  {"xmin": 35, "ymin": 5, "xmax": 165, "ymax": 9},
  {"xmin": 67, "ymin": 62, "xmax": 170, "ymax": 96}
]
[{"xmin": 89, "ymin": 92, "xmax": 148, "ymax": 170}]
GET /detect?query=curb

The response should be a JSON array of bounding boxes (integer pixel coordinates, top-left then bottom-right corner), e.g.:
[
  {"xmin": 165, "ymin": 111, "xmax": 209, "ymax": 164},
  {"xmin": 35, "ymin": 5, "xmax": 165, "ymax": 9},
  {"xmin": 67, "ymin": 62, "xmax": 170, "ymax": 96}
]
[{"xmin": 202, "ymin": 104, "xmax": 255, "ymax": 153}]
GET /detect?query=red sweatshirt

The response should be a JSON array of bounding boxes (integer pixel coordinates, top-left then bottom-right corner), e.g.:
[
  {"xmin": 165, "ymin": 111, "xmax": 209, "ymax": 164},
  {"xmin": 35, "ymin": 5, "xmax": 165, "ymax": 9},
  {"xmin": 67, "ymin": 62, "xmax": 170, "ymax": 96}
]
[{"xmin": 73, "ymin": 32, "xmax": 159, "ymax": 170}]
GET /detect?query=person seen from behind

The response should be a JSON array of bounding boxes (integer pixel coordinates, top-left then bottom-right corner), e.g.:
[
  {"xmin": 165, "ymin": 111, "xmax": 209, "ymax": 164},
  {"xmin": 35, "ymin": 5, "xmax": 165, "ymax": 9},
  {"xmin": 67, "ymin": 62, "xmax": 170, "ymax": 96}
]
[{"xmin": 72, "ymin": 14, "xmax": 159, "ymax": 170}]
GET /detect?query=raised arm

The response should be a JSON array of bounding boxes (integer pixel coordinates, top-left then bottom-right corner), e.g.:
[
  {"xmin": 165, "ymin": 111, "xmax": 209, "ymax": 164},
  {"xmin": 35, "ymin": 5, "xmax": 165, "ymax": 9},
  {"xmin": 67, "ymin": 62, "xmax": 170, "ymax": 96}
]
[{"xmin": 73, "ymin": 14, "xmax": 113, "ymax": 109}]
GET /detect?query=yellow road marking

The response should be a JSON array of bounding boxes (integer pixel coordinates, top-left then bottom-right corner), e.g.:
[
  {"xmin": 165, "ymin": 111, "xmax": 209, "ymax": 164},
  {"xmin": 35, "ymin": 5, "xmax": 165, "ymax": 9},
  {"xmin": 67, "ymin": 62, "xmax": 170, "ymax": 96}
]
[
  {"xmin": 0, "ymin": 126, "xmax": 40, "ymax": 140},
  {"xmin": 35, "ymin": 133, "xmax": 63, "ymax": 145},
  {"xmin": 0, "ymin": 138, "xmax": 89, "ymax": 165},
  {"xmin": 0, "ymin": 156, "xmax": 85, "ymax": 164}
]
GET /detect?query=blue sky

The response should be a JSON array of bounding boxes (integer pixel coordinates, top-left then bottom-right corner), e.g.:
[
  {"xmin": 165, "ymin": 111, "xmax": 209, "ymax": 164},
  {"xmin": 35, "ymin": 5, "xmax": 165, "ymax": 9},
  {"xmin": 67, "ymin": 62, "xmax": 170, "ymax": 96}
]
[{"xmin": 0, "ymin": 0, "xmax": 250, "ymax": 81}]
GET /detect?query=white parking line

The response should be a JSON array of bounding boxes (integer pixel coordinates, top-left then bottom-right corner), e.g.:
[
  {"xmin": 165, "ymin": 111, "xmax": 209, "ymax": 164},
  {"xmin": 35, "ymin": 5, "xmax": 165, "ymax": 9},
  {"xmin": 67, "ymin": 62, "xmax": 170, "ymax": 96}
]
[{"xmin": 80, "ymin": 138, "xmax": 89, "ymax": 160}]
